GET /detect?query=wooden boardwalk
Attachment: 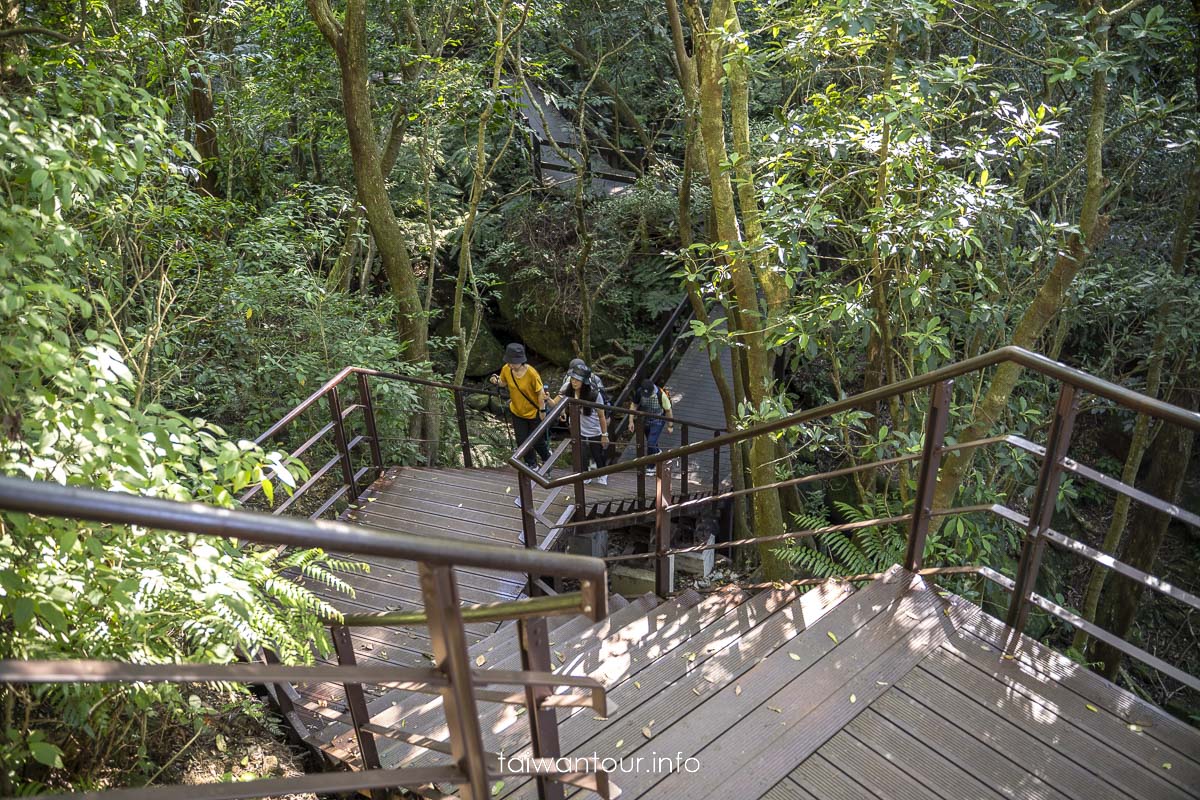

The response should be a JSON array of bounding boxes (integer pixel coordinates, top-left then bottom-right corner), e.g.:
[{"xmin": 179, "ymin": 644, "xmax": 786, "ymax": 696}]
[{"xmin": 479, "ymin": 566, "xmax": 1199, "ymax": 800}]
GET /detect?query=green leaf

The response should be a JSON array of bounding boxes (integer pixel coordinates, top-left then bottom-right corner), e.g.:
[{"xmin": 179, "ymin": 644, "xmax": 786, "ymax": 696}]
[{"xmin": 29, "ymin": 740, "xmax": 64, "ymax": 768}]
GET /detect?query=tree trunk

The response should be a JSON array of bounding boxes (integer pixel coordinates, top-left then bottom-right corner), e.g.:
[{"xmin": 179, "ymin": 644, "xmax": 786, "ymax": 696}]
[
  {"xmin": 686, "ymin": 0, "xmax": 786, "ymax": 578},
  {"xmin": 1087, "ymin": 378, "xmax": 1197, "ymax": 680},
  {"xmin": 307, "ymin": 0, "xmax": 436, "ymax": 459},
  {"xmin": 1071, "ymin": 158, "xmax": 1200, "ymax": 653},
  {"xmin": 184, "ymin": 0, "xmax": 221, "ymax": 196},
  {"xmin": 931, "ymin": 10, "xmax": 1110, "ymax": 518}
]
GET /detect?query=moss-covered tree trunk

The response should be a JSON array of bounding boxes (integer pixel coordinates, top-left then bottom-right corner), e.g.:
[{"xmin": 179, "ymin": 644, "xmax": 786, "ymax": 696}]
[
  {"xmin": 931, "ymin": 3, "xmax": 1111, "ymax": 518},
  {"xmin": 1087, "ymin": 378, "xmax": 1198, "ymax": 680},
  {"xmin": 307, "ymin": 0, "xmax": 436, "ymax": 459},
  {"xmin": 686, "ymin": 0, "xmax": 786, "ymax": 578}
]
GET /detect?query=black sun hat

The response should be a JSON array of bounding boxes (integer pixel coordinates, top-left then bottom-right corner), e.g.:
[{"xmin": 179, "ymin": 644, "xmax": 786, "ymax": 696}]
[{"xmin": 504, "ymin": 343, "xmax": 528, "ymax": 365}]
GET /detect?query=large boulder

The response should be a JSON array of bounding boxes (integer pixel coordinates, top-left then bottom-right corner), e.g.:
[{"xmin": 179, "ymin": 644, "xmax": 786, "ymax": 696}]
[
  {"xmin": 495, "ymin": 277, "xmax": 621, "ymax": 368},
  {"xmin": 435, "ymin": 306, "xmax": 506, "ymax": 377}
]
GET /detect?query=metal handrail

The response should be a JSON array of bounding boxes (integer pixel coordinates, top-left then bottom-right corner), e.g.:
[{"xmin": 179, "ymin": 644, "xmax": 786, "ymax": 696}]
[
  {"xmin": 511, "ymin": 345, "xmax": 1200, "ymax": 489},
  {"xmin": 524, "ymin": 345, "xmax": 1200, "ymax": 696},
  {"xmin": 0, "ymin": 476, "xmax": 612, "ymax": 800},
  {"xmin": 0, "ymin": 477, "xmax": 607, "ymax": 615}
]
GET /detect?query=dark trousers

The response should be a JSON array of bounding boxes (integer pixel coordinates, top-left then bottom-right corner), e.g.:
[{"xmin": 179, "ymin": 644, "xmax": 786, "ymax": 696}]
[
  {"xmin": 645, "ymin": 418, "xmax": 666, "ymax": 455},
  {"xmin": 512, "ymin": 412, "xmax": 550, "ymax": 467},
  {"xmin": 581, "ymin": 436, "xmax": 608, "ymax": 472}
]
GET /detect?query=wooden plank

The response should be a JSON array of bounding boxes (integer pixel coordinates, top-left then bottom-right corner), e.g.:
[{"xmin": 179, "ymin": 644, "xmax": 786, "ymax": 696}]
[
  {"xmin": 789, "ymin": 753, "xmax": 880, "ymax": 799},
  {"xmin": 926, "ymin": 643, "xmax": 1194, "ymax": 799},
  {"xmin": 844, "ymin": 710, "xmax": 1005, "ymax": 800},
  {"xmin": 545, "ymin": 569, "xmax": 911, "ymax": 800},
  {"xmin": 896, "ymin": 665, "xmax": 1129, "ymax": 800},
  {"xmin": 872, "ymin": 688, "xmax": 1072, "ymax": 800},
  {"xmin": 959, "ymin": 607, "xmax": 1200, "ymax": 765},
  {"xmin": 660, "ymin": 574, "xmax": 960, "ymax": 800},
  {"xmin": 760, "ymin": 778, "xmax": 819, "ymax": 800},
  {"xmin": 387, "ymin": 590, "xmax": 713, "ymax": 772},
  {"xmin": 812, "ymin": 729, "xmax": 941, "ymax": 800}
]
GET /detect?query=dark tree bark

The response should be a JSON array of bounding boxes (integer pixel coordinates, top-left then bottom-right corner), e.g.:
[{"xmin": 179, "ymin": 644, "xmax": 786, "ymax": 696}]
[
  {"xmin": 184, "ymin": 0, "xmax": 221, "ymax": 196},
  {"xmin": 1088, "ymin": 379, "xmax": 1198, "ymax": 680}
]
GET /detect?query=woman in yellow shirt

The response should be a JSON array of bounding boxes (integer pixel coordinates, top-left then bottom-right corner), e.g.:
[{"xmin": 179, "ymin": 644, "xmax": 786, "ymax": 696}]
[{"xmin": 490, "ymin": 343, "xmax": 551, "ymax": 468}]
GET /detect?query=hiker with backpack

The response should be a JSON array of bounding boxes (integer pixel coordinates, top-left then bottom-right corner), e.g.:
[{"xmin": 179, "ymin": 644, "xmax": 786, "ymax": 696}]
[
  {"xmin": 551, "ymin": 362, "xmax": 611, "ymax": 485},
  {"xmin": 490, "ymin": 343, "xmax": 551, "ymax": 472},
  {"xmin": 627, "ymin": 379, "xmax": 673, "ymax": 474}
]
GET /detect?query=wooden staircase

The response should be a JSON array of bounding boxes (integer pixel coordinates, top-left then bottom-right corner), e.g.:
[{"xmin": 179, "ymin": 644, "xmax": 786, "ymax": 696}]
[{"xmin": 299, "ymin": 565, "xmax": 1200, "ymax": 800}]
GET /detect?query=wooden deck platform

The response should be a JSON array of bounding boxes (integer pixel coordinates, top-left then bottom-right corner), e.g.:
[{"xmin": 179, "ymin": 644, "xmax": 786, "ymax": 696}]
[
  {"xmin": 288, "ymin": 461, "xmax": 693, "ymax": 732},
  {"xmin": 465, "ymin": 565, "xmax": 1195, "ymax": 800}
]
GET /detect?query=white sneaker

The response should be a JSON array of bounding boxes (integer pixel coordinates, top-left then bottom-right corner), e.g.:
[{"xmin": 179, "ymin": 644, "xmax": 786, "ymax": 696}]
[{"xmin": 597, "ymin": 475, "xmax": 608, "ymax": 486}]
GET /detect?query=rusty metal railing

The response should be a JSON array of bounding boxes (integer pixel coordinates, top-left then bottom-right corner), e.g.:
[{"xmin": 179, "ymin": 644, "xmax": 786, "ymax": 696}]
[
  {"xmin": 507, "ymin": 346, "xmax": 1200, "ymax": 694},
  {"xmin": 0, "ymin": 477, "xmax": 613, "ymax": 800},
  {"xmin": 238, "ymin": 367, "xmax": 510, "ymax": 518}
]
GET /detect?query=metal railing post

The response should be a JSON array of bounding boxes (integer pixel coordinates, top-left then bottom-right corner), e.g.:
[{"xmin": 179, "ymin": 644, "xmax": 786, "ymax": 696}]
[
  {"xmin": 518, "ymin": 616, "xmax": 566, "ymax": 800},
  {"xmin": 453, "ymin": 388, "xmax": 474, "ymax": 469},
  {"xmin": 711, "ymin": 438, "xmax": 722, "ymax": 497},
  {"xmin": 329, "ymin": 624, "xmax": 383, "ymax": 783},
  {"xmin": 636, "ymin": 416, "xmax": 647, "ymax": 507},
  {"xmin": 518, "ymin": 470, "xmax": 541, "ymax": 596},
  {"xmin": 1004, "ymin": 383, "xmax": 1079, "ymax": 652},
  {"xmin": 906, "ymin": 380, "xmax": 953, "ymax": 571},
  {"xmin": 570, "ymin": 402, "xmax": 586, "ymax": 513},
  {"xmin": 355, "ymin": 372, "xmax": 385, "ymax": 476},
  {"xmin": 655, "ymin": 460, "xmax": 673, "ymax": 597},
  {"xmin": 327, "ymin": 384, "xmax": 360, "ymax": 503},
  {"xmin": 680, "ymin": 423, "xmax": 689, "ymax": 497},
  {"xmin": 419, "ymin": 564, "xmax": 490, "ymax": 800}
]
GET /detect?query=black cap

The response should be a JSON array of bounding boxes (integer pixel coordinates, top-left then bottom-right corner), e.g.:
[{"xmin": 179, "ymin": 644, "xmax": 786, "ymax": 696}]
[{"xmin": 504, "ymin": 343, "xmax": 528, "ymax": 365}]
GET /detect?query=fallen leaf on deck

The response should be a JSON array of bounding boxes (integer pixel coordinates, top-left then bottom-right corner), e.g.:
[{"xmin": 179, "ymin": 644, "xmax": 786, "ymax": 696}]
[
  {"xmin": 849, "ymin": 694, "xmax": 857, "ymax": 704},
  {"xmin": 1163, "ymin": 763, "xmax": 1172, "ymax": 770},
  {"xmin": 768, "ymin": 706, "xmax": 782, "ymax": 713},
  {"xmin": 475, "ymin": 655, "xmax": 486, "ymax": 666},
  {"xmin": 1086, "ymin": 704, "xmax": 1099, "ymax": 713},
  {"xmin": 692, "ymin": 687, "xmax": 702, "ymax": 696},
  {"xmin": 1128, "ymin": 724, "xmax": 1142, "ymax": 732},
  {"xmin": 556, "ymin": 651, "xmax": 565, "ymax": 663},
  {"xmin": 642, "ymin": 727, "xmax": 653, "ymax": 739},
  {"xmin": 789, "ymin": 653, "xmax": 801, "ymax": 661},
  {"xmin": 616, "ymin": 739, "xmax": 624, "ymax": 749},
  {"xmin": 684, "ymin": 652, "xmax": 696, "ymax": 662},
  {"xmin": 827, "ymin": 631, "xmax": 838, "ymax": 644},
  {"xmin": 635, "ymin": 681, "xmax": 641, "ymax": 689},
  {"xmin": 735, "ymin": 684, "xmax": 743, "ymax": 696},
  {"xmin": 492, "ymin": 780, "xmax": 505, "ymax": 796}
]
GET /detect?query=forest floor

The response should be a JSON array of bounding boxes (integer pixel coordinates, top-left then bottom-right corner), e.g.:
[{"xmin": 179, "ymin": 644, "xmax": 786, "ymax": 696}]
[{"xmin": 164, "ymin": 688, "xmax": 317, "ymax": 800}]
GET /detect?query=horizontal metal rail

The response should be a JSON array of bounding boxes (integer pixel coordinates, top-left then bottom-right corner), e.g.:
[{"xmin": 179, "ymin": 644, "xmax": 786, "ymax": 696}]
[
  {"xmin": 976, "ymin": 567, "xmax": 1200, "ymax": 693},
  {"xmin": 512, "ymin": 346, "xmax": 1200, "ymax": 489},
  {"xmin": 340, "ymin": 591, "xmax": 588, "ymax": 627},
  {"xmin": 0, "ymin": 477, "xmax": 607, "ymax": 620}
]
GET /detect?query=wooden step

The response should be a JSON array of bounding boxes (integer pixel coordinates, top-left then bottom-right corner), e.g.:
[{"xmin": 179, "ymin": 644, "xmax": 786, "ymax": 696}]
[
  {"xmin": 387, "ymin": 589, "xmax": 714, "ymax": 772},
  {"xmin": 501, "ymin": 577, "xmax": 859, "ymax": 800},
  {"xmin": 496, "ymin": 580, "xmax": 853, "ymax": 800},
  {"xmin": 321, "ymin": 594, "xmax": 662, "ymax": 762},
  {"xmin": 640, "ymin": 569, "xmax": 966, "ymax": 800},
  {"xmin": 308, "ymin": 594, "xmax": 638, "ymax": 750}
]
